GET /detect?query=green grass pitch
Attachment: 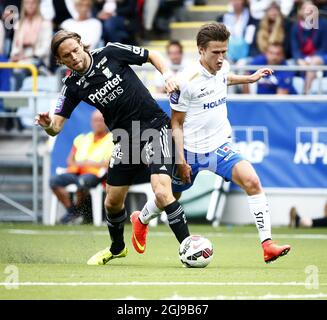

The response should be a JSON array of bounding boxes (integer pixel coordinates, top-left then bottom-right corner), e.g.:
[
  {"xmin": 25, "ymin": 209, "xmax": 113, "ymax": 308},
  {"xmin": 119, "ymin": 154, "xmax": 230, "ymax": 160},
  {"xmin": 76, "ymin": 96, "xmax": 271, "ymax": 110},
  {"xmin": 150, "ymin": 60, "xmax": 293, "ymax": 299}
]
[{"xmin": 0, "ymin": 222, "xmax": 326, "ymax": 300}]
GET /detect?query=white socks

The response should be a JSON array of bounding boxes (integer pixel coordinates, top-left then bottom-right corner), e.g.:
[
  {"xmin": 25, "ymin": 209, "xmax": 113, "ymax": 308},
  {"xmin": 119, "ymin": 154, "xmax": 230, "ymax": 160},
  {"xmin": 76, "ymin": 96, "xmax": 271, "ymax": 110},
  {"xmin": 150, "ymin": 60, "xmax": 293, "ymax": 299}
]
[
  {"xmin": 248, "ymin": 193, "xmax": 272, "ymax": 243},
  {"xmin": 139, "ymin": 194, "xmax": 272, "ymax": 243},
  {"xmin": 139, "ymin": 198, "xmax": 163, "ymax": 224}
]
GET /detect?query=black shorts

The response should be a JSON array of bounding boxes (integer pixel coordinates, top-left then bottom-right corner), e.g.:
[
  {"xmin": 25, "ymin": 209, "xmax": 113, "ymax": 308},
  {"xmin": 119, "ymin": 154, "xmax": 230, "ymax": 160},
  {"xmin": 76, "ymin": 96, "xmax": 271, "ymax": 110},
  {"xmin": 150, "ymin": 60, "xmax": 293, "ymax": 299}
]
[{"xmin": 107, "ymin": 124, "xmax": 175, "ymax": 186}]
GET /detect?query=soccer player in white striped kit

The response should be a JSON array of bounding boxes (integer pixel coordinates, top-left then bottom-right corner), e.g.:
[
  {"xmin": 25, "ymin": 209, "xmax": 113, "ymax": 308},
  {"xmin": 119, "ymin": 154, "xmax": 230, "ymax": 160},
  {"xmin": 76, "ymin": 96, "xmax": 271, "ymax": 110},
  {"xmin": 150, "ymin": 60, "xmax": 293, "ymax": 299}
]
[{"xmin": 132, "ymin": 22, "xmax": 291, "ymax": 263}]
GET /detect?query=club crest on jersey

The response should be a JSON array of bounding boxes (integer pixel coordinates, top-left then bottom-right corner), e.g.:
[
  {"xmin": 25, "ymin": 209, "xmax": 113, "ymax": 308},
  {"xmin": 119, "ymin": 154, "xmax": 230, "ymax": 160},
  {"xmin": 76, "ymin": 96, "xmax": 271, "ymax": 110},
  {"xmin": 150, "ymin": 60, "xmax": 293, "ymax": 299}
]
[{"xmin": 102, "ymin": 67, "xmax": 113, "ymax": 79}]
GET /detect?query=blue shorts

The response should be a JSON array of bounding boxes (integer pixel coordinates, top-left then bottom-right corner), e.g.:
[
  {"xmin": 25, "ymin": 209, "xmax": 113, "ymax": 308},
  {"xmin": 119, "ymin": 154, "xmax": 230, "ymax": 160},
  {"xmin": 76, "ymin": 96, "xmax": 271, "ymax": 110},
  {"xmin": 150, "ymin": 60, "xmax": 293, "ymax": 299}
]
[{"xmin": 172, "ymin": 142, "xmax": 244, "ymax": 193}]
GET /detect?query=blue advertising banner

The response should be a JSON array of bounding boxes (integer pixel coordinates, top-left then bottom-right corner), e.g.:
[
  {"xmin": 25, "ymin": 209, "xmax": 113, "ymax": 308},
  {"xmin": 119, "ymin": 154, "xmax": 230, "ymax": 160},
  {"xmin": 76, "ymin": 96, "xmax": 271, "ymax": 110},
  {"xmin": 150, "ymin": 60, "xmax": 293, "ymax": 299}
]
[
  {"xmin": 228, "ymin": 100, "xmax": 327, "ymax": 188},
  {"xmin": 51, "ymin": 99, "xmax": 327, "ymax": 188}
]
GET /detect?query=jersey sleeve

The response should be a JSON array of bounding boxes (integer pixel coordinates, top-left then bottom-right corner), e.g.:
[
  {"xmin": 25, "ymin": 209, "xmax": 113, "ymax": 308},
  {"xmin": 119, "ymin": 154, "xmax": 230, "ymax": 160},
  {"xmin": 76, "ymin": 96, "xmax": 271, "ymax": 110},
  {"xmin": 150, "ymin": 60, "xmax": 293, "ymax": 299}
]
[
  {"xmin": 169, "ymin": 82, "xmax": 191, "ymax": 113},
  {"xmin": 277, "ymin": 72, "xmax": 294, "ymax": 90},
  {"xmin": 54, "ymin": 83, "xmax": 81, "ymax": 119},
  {"xmin": 104, "ymin": 42, "xmax": 149, "ymax": 66}
]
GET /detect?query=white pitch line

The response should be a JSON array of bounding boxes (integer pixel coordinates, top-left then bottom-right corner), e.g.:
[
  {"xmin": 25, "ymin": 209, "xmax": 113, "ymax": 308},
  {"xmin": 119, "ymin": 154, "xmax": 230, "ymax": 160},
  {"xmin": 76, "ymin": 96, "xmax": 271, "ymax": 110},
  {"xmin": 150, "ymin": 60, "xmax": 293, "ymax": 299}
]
[
  {"xmin": 1, "ymin": 281, "xmax": 327, "ymax": 287},
  {"xmin": 3, "ymin": 229, "xmax": 327, "ymax": 240},
  {"xmin": 163, "ymin": 293, "xmax": 327, "ymax": 300}
]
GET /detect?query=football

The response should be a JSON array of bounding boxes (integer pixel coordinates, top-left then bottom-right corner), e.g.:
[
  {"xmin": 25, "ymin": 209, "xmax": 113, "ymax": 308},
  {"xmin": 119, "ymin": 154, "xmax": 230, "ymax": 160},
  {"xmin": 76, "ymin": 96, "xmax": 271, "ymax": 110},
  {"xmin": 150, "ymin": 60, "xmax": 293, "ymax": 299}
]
[{"xmin": 179, "ymin": 235, "xmax": 214, "ymax": 268}]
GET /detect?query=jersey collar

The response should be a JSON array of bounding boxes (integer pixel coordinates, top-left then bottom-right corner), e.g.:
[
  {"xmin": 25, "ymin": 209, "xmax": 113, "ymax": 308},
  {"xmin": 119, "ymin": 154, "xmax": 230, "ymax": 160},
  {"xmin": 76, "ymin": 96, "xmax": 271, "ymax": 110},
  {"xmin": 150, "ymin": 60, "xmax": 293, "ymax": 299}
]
[{"xmin": 198, "ymin": 60, "xmax": 216, "ymax": 78}]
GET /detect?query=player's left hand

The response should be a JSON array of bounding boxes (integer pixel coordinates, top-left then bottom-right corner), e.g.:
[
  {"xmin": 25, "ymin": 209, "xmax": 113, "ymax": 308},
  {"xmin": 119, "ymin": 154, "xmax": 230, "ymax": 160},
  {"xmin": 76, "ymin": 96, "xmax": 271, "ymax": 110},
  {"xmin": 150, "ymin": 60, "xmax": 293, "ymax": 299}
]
[{"xmin": 251, "ymin": 68, "xmax": 273, "ymax": 82}]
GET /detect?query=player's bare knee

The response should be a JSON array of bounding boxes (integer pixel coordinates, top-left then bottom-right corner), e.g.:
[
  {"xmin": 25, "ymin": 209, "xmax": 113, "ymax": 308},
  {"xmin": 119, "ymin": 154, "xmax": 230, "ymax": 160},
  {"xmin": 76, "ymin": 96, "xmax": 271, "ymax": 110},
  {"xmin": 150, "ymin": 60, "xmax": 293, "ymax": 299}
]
[
  {"xmin": 243, "ymin": 175, "xmax": 262, "ymax": 195},
  {"xmin": 104, "ymin": 196, "xmax": 124, "ymax": 214},
  {"xmin": 154, "ymin": 185, "xmax": 171, "ymax": 207}
]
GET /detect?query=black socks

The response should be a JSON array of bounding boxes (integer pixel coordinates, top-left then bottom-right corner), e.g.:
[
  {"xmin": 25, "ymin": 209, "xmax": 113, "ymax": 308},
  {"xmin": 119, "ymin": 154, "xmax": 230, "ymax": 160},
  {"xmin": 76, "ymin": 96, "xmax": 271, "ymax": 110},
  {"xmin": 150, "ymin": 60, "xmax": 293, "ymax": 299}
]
[
  {"xmin": 106, "ymin": 208, "xmax": 127, "ymax": 255},
  {"xmin": 164, "ymin": 201, "xmax": 190, "ymax": 243}
]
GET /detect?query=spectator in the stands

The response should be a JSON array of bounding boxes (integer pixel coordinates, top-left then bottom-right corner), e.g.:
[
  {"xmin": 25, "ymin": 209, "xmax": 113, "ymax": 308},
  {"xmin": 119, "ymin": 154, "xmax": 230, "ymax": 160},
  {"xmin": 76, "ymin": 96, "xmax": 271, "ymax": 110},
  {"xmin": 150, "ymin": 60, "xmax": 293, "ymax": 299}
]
[
  {"xmin": 249, "ymin": 0, "xmax": 295, "ymax": 20},
  {"xmin": 93, "ymin": 0, "xmax": 116, "ymax": 28},
  {"xmin": 1, "ymin": 1, "xmax": 21, "ymax": 57},
  {"xmin": 7, "ymin": 0, "xmax": 52, "ymax": 131},
  {"xmin": 255, "ymin": 1, "xmax": 292, "ymax": 59},
  {"xmin": 243, "ymin": 42, "xmax": 297, "ymax": 94},
  {"xmin": 41, "ymin": 0, "xmax": 76, "ymax": 31},
  {"xmin": 101, "ymin": 0, "xmax": 139, "ymax": 45},
  {"xmin": 61, "ymin": 0, "xmax": 102, "ymax": 50},
  {"xmin": 154, "ymin": 40, "xmax": 186, "ymax": 93},
  {"xmin": 301, "ymin": 53, "xmax": 327, "ymax": 94},
  {"xmin": 217, "ymin": 0, "xmax": 258, "ymax": 63},
  {"xmin": 290, "ymin": 0, "xmax": 327, "ymax": 94},
  {"xmin": 10, "ymin": 0, "xmax": 53, "ymax": 90},
  {"xmin": 50, "ymin": 110, "xmax": 114, "ymax": 225},
  {"xmin": 142, "ymin": 0, "xmax": 160, "ymax": 40}
]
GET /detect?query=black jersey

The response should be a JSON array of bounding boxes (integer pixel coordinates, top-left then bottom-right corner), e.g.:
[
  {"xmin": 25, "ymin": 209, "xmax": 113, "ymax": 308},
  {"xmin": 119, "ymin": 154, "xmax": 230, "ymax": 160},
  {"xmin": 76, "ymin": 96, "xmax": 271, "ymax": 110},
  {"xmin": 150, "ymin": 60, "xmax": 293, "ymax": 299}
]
[{"xmin": 54, "ymin": 42, "xmax": 170, "ymax": 135}]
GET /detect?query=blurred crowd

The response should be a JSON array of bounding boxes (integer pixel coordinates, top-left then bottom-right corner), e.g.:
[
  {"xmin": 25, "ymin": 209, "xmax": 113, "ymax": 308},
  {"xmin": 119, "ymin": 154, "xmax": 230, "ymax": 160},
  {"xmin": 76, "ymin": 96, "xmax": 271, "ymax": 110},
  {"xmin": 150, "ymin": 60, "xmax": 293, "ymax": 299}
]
[
  {"xmin": 0, "ymin": 0, "xmax": 327, "ymax": 131},
  {"xmin": 217, "ymin": 0, "xmax": 327, "ymax": 95}
]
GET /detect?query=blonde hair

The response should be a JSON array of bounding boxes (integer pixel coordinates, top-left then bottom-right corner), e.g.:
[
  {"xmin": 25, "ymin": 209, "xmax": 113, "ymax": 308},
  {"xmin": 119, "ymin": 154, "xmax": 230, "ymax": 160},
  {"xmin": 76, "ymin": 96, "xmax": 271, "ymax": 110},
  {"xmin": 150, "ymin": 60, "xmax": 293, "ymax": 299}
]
[
  {"xmin": 256, "ymin": 9, "xmax": 285, "ymax": 54},
  {"xmin": 19, "ymin": 0, "xmax": 41, "ymax": 21}
]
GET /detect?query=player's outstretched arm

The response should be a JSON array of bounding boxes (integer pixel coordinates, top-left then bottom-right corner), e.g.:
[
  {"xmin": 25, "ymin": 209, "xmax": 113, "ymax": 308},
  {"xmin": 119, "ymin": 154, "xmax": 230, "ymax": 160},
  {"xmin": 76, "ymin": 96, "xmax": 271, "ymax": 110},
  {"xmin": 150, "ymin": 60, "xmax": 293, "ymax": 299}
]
[
  {"xmin": 34, "ymin": 112, "xmax": 66, "ymax": 137},
  {"xmin": 227, "ymin": 68, "xmax": 273, "ymax": 86},
  {"xmin": 147, "ymin": 50, "xmax": 179, "ymax": 94}
]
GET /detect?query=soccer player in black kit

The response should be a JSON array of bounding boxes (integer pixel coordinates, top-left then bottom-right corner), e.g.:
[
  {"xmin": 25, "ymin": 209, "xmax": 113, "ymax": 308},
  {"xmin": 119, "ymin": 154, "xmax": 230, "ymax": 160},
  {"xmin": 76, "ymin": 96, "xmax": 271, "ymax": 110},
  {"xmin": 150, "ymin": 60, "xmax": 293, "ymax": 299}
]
[{"xmin": 35, "ymin": 30, "xmax": 190, "ymax": 265}]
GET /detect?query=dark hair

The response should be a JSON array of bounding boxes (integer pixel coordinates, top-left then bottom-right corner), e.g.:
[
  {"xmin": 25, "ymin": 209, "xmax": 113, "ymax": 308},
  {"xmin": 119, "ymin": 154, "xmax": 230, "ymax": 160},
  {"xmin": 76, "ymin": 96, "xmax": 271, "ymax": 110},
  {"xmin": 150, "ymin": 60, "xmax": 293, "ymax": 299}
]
[
  {"xmin": 196, "ymin": 22, "xmax": 231, "ymax": 49},
  {"xmin": 166, "ymin": 40, "xmax": 183, "ymax": 53},
  {"xmin": 51, "ymin": 30, "xmax": 90, "ymax": 59}
]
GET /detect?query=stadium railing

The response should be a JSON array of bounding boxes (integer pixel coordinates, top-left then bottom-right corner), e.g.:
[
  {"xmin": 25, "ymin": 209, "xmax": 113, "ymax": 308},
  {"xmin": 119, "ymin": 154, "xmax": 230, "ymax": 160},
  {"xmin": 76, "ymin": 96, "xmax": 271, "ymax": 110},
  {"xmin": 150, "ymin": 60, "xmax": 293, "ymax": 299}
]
[{"xmin": 0, "ymin": 63, "xmax": 39, "ymax": 222}]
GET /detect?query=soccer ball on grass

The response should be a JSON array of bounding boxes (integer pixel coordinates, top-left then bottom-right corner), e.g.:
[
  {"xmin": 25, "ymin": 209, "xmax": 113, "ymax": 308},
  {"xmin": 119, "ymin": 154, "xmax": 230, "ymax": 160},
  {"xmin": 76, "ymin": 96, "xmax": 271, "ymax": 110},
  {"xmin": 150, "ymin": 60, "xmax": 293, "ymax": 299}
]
[{"xmin": 179, "ymin": 235, "xmax": 213, "ymax": 268}]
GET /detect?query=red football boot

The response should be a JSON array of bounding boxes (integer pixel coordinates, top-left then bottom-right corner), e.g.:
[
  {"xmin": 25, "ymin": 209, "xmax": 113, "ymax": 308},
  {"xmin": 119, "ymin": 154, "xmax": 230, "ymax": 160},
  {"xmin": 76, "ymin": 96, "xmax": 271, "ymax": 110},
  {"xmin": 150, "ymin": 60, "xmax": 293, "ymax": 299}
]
[
  {"xmin": 262, "ymin": 240, "xmax": 291, "ymax": 263},
  {"xmin": 130, "ymin": 211, "xmax": 148, "ymax": 254}
]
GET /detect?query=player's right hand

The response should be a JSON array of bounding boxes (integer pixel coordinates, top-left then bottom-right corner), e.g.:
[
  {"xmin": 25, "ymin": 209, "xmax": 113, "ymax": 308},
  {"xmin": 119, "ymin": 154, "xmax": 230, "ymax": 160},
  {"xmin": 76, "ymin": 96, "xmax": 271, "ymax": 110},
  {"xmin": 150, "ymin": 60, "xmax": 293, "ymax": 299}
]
[
  {"xmin": 34, "ymin": 111, "xmax": 51, "ymax": 128},
  {"xmin": 165, "ymin": 75, "xmax": 179, "ymax": 94},
  {"xmin": 176, "ymin": 162, "xmax": 192, "ymax": 184}
]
